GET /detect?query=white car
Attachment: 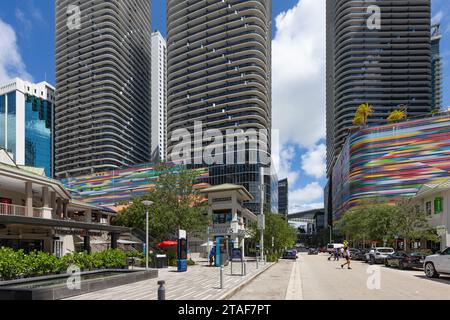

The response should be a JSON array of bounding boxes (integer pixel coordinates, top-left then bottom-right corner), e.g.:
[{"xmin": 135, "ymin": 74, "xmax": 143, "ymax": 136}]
[
  {"xmin": 366, "ymin": 247, "xmax": 395, "ymax": 264},
  {"xmin": 424, "ymin": 247, "xmax": 450, "ymax": 278}
]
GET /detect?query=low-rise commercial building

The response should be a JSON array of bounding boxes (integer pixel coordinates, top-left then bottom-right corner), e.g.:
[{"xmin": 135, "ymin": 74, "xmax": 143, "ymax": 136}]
[
  {"xmin": 414, "ymin": 180, "xmax": 450, "ymax": 251},
  {"xmin": 0, "ymin": 149, "xmax": 130, "ymax": 256},
  {"xmin": 200, "ymin": 184, "xmax": 257, "ymax": 262}
]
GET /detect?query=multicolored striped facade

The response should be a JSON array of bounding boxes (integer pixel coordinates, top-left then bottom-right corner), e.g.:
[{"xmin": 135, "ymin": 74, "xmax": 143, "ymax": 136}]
[
  {"xmin": 61, "ymin": 164, "xmax": 210, "ymax": 211},
  {"xmin": 332, "ymin": 115, "xmax": 450, "ymax": 219}
]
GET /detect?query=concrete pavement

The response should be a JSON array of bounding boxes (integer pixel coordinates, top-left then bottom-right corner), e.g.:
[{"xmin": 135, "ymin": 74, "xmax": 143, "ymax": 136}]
[
  {"xmin": 228, "ymin": 253, "xmax": 450, "ymax": 300},
  {"xmin": 65, "ymin": 259, "xmax": 273, "ymax": 300}
]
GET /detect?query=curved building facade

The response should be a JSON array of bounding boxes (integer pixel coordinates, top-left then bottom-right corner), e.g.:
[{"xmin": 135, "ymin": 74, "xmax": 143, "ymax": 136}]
[
  {"xmin": 166, "ymin": 0, "xmax": 272, "ymax": 214},
  {"xmin": 55, "ymin": 0, "xmax": 152, "ymax": 179},
  {"xmin": 326, "ymin": 0, "xmax": 432, "ymax": 174}
]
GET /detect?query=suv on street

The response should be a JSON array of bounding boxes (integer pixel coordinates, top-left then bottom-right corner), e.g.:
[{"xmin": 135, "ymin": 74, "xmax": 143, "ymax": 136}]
[
  {"xmin": 366, "ymin": 247, "xmax": 395, "ymax": 264},
  {"xmin": 424, "ymin": 247, "xmax": 450, "ymax": 278}
]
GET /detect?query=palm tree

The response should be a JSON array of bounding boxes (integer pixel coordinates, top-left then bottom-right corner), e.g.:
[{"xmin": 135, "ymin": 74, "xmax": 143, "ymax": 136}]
[
  {"xmin": 353, "ymin": 103, "xmax": 374, "ymax": 126},
  {"xmin": 387, "ymin": 107, "xmax": 407, "ymax": 124}
]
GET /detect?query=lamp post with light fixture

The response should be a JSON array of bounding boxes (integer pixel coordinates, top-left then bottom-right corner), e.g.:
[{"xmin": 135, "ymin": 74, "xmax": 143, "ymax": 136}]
[{"xmin": 142, "ymin": 200, "xmax": 154, "ymax": 270}]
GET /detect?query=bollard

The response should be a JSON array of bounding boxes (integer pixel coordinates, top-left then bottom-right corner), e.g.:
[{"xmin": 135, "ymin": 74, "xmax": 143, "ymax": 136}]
[
  {"xmin": 220, "ymin": 266, "xmax": 224, "ymax": 289},
  {"xmin": 256, "ymin": 256, "xmax": 259, "ymax": 269},
  {"xmin": 158, "ymin": 280, "xmax": 166, "ymax": 300}
]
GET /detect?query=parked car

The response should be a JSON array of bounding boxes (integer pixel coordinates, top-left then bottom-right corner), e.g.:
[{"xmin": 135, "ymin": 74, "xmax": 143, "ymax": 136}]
[
  {"xmin": 366, "ymin": 247, "xmax": 395, "ymax": 264},
  {"xmin": 308, "ymin": 248, "xmax": 319, "ymax": 255},
  {"xmin": 384, "ymin": 251, "xmax": 425, "ymax": 270},
  {"xmin": 319, "ymin": 247, "xmax": 328, "ymax": 253},
  {"xmin": 350, "ymin": 249, "xmax": 364, "ymax": 261},
  {"xmin": 424, "ymin": 247, "xmax": 450, "ymax": 278},
  {"xmin": 352, "ymin": 249, "xmax": 368, "ymax": 261},
  {"xmin": 282, "ymin": 250, "xmax": 298, "ymax": 260},
  {"xmin": 327, "ymin": 243, "xmax": 344, "ymax": 254}
]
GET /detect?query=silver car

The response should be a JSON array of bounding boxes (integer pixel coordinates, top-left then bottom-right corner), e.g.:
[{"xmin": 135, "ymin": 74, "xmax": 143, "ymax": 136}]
[{"xmin": 424, "ymin": 247, "xmax": 450, "ymax": 278}]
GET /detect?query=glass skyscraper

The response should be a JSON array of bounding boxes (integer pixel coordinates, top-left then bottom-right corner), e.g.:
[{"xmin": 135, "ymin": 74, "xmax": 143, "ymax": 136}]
[
  {"xmin": 166, "ymin": 0, "xmax": 273, "ymax": 215},
  {"xmin": 0, "ymin": 78, "xmax": 54, "ymax": 177}
]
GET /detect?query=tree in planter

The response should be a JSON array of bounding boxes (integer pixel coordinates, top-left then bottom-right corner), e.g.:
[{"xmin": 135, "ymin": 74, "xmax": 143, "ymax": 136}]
[
  {"xmin": 390, "ymin": 198, "xmax": 439, "ymax": 253},
  {"xmin": 113, "ymin": 164, "xmax": 209, "ymax": 242}
]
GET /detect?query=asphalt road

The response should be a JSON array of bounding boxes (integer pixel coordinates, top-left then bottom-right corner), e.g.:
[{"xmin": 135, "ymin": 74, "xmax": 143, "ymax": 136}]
[{"xmin": 228, "ymin": 253, "xmax": 450, "ymax": 300}]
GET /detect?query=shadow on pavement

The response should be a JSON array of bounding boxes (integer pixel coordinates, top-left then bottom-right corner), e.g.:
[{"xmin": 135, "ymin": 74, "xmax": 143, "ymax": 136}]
[{"xmin": 413, "ymin": 274, "xmax": 450, "ymax": 285}]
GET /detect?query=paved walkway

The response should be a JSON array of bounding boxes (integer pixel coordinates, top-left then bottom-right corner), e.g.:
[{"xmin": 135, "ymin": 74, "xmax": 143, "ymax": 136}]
[
  {"xmin": 228, "ymin": 259, "xmax": 294, "ymax": 300},
  {"xmin": 65, "ymin": 259, "xmax": 273, "ymax": 300}
]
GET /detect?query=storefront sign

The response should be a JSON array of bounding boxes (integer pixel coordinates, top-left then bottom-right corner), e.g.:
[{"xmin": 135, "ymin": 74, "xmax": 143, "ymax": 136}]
[{"xmin": 54, "ymin": 227, "xmax": 103, "ymax": 237}]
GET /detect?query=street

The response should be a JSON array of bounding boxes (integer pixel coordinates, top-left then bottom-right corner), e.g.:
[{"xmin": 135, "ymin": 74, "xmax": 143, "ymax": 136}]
[{"xmin": 228, "ymin": 253, "xmax": 450, "ymax": 300}]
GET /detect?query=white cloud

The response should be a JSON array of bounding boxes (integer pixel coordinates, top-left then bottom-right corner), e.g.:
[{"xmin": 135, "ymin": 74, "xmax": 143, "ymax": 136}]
[
  {"xmin": 272, "ymin": 0, "xmax": 326, "ymax": 149},
  {"xmin": 289, "ymin": 182, "xmax": 324, "ymax": 213},
  {"xmin": 432, "ymin": 10, "xmax": 443, "ymax": 25},
  {"xmin": 301, "ymin": 143, "xmax": 326, "ymax": 179},
  {"xmin": 0, "ymin": 18, "xmax": 32, "ymax": 83},
  {"xmin": 272, "ymin": 144, "xmax": 300, "ymax": 185}
]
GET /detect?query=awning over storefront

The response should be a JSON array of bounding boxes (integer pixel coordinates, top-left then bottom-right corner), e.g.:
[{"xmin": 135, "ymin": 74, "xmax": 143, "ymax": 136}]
[{"xmin": 0, "ymin": 215, "xmax": 130, "ymax": 234}]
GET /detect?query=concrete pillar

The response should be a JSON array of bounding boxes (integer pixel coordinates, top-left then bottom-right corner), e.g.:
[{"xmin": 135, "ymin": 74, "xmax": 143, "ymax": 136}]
[
  {"xmin": 25, "ymin": 181, "xmax": 33, "ymax": 217},
  {"xmin": 63, "ymin": 201, "xmax": 68, "ymax": 219},
  {"xmin": 85, "ymin": 209, "xmax": 92, "ymax": 223},
  {"xmin": 42, "ymin": 186, "xmax": 49, "ymax": 208},
  {"xmin": 56, "ymin": 198, "xmax": 62, "ymax": 218},
  {"xmin": 110, "ymin": 233, "xmax": 118, "ymax": 249},
  {"xmin": 83, "ymin": 235, "xmax": 91, "ymax": 253}
]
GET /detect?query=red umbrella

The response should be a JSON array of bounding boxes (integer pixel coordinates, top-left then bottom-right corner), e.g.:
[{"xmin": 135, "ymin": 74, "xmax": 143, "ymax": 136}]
[{"xmin": 156, "ymin": 241, "xmax": 178, "ymax": 249}]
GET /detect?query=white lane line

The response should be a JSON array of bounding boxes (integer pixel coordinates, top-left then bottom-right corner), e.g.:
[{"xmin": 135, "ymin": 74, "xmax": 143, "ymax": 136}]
[{"xmin": 285, "ymin": 258, "xmax": 303, "ymax": 300}]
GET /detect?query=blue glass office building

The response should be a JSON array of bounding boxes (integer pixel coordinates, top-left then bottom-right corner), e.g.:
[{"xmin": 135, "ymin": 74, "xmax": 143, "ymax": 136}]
[{"xmin": 0, "ymin": 79, "xmax": 54, "ymax": 177}]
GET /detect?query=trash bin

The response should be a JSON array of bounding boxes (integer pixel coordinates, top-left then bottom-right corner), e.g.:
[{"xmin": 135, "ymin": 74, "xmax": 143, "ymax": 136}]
[{"xmin": 155, "ymin": 254, "xmax": 168, "ymax": 269}]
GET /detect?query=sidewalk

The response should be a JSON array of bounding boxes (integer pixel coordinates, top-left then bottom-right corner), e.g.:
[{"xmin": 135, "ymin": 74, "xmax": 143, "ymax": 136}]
[{"xmin": 65, "ymin": 259, "xmax": 273, "ymax": 300}]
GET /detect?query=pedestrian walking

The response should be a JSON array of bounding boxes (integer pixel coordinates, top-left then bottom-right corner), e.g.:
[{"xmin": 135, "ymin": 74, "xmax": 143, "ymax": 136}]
[
  {"xmin": 209, "ymin": 246, "xmax": 215, "ymax": 267},
  {"xmin": 334, "ymin": 248, "xmax": 340, "ymax": 261},
  {"xmin": 341, "ymin": 247, "xmax": 352, "ymax": 269}
]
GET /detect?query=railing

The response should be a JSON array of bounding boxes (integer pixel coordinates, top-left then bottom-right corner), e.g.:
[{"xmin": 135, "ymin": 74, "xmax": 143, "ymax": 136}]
[
  {"xmin": 0, "ymin": 203, "xmax": 46, "ymax": 218},
  {"xmin": 0, "ymin": 203, "xmax": 26, "ymax": 216}
]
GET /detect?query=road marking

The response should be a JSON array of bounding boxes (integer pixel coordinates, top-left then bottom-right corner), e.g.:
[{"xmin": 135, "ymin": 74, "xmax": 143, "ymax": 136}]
[{"xmin": 285, "ymin": 258, "xmax": 303, "ymax": 300}]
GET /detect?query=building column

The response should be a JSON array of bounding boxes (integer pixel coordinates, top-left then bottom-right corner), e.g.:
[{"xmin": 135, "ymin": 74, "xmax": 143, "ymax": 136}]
[
  {"xmin": 25, "ymin": 181, "xmax": 33, "ymax": 217},
  {"xmin": 50, "ymin": 191, "xmax": 57, "ymax": 218},
  {"xmin": 83, "ymin": 234, "xmax": 91, "ymax": 253},
  {"xmin": 63, "ymin": 200, "xmax": 68, "ymax": 219},
  {"xmin": 56, "ymin": 198, "xmax": 62, "ymax": 218},
  {"xmin": 85, "ymin": 209, "xmax": 92, "ymax": 223},
  {"xmin": 42, "ymin": 186, "xmax": 49, "ymax": 207},
  {"xmin": 110, "ymin": 233, "xmax": 118, "ymax": 249}
]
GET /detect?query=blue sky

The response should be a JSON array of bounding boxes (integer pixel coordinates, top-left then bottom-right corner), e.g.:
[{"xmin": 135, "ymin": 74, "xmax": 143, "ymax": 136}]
[{"xmin": 0, "ymin": 0, "xmax": 448, "ymax": 213}]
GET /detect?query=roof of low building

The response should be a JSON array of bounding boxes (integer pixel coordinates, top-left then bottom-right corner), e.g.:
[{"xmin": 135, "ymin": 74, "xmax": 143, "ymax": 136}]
[
  {"xmin": 199, "ymin": 183, "xmax": 254, "ymax": 201},
  {"xmin": 416, "ymin": 178, "xmax": 450, "ymax": 198}
]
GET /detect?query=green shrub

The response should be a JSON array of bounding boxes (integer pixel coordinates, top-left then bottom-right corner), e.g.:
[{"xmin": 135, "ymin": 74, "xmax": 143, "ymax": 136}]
[
  {"xmin": 23, "ymin": 251, "xmax": 59, "ymax": 276},
  {"xmin": 0, "ymin": 247, "xmax": 26, "ymax": 280},
  {"xmin": 100, "ymin": 249, "xmax": 127, "ymax": 269}
]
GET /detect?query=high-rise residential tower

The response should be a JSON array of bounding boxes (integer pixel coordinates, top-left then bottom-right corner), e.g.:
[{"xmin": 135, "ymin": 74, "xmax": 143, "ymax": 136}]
[
  {"xmin": 166, "ymin": 0, "xmax": 272, "ymax": 214},
  {"xmin": 54, "ymin": 0, "xmax": 152, "ymax": 178},
  {"xmin": 151, "ymin": 31, "xmax": 167, "ymax": 163},
  {"xmin": 431, "ymin": 24, "xmax": 443, "ymax": 110},
  {"xmin": 326, "ymin": 0, "xmax": 432, "ymax": 175},
  {"xmin": 0, "ymin": 78, "xmax": 54, "ymax": 177},
  {"xmin": 278, "ymin": 178, "xmax": 288, "ymax": 216}
]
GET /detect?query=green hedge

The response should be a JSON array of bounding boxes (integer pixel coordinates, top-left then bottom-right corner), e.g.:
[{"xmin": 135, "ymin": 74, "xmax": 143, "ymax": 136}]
[{"xmin": 0, "ymin": 247, "xmax": 128, "ymax": 281}]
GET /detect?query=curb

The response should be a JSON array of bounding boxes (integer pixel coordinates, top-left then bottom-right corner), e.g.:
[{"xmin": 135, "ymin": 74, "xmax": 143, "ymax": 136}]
[{"xmin": 218, "ymin": 262, "xmax": 277, "ymax": 300}]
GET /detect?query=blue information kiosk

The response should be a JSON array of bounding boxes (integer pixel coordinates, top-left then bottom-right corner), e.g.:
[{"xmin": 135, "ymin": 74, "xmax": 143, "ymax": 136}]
[{"xmin": 177, "ymin": 230, "xmax": 188, "ymax": 272}]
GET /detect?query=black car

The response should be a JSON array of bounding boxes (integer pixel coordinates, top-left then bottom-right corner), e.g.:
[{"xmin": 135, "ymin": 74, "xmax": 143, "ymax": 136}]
[
  {"xmin": 384, "ymin": 252, "xmax": 425, "ymax": 270},
  {"xmin": 308, "ymin": 248, "xmax": 319, "ymax": 255},
  {"xmin": 283, "ymin": 250, "xmax": 298, "ymax": 260},
  {"xmin": 352, "ymin": 249, "xmax": 368, "ymax": 261}
]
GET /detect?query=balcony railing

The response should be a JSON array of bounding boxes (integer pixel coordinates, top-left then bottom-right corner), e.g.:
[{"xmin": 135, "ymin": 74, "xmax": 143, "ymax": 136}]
[
  {"xmin": 0, "ymin": 203, "xmax": 26, "ymax": 216},
  {"xmin": 0, "ymin": 203, "xmax": 45, "ymax": 218}
]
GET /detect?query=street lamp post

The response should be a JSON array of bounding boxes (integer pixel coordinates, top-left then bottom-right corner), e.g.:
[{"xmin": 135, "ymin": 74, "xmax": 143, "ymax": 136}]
[
  {"xmin": 142, "ymin": 201, "xmax": 154, "ymax": 270},
  {"xmin": 328, "ymin": 225, "xmax": 332, "ymax": 244}
]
